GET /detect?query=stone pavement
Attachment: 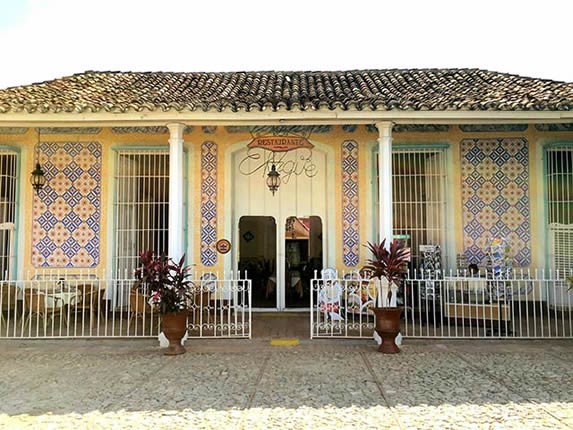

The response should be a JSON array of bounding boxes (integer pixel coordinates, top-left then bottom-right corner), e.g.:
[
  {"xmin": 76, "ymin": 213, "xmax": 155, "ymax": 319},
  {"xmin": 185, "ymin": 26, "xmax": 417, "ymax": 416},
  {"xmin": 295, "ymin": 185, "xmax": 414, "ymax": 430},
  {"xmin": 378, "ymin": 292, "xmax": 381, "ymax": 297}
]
[{"xmin": 0, "ymin": 338, "xmax": 571, "ymax": 429}]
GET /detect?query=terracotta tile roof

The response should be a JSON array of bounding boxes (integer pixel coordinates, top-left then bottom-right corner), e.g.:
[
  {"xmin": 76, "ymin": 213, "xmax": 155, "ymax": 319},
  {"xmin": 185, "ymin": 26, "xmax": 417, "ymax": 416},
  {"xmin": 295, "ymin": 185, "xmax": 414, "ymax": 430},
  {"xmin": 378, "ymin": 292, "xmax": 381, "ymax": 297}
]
[{"xmin": 1, "ymin": 69, "xmax": 572, "ymax": 114}]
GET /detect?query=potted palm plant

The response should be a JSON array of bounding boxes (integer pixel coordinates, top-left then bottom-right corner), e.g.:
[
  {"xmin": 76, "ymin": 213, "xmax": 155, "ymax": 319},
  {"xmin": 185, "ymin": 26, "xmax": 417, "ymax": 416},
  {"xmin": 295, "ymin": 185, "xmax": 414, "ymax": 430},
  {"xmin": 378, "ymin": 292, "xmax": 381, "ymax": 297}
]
[
  {"xmin": 365, "ymin": 239, "xmax": 410, "ymax": 353},
  {"xmin": 135, "ymin": 251, "xmax": 193, "ymax": 355}
]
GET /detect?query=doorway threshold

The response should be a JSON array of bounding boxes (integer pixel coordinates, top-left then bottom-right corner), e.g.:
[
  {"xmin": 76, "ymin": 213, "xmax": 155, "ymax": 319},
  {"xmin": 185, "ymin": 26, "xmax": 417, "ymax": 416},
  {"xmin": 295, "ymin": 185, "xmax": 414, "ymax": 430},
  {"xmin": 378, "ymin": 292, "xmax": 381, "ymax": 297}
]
[{"xmin": 252, "ymin": 312, "xmax": 310, "ymax": 339}]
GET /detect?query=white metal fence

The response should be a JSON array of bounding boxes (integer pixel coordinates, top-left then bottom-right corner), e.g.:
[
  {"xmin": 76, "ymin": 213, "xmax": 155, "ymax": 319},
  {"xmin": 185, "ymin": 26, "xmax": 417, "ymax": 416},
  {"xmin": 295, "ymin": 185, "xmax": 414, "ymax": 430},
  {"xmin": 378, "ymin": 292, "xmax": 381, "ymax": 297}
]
[
  {"xmin": 0, "ymin": 271, "xmax": 251, "ymax": 339},
  {"xmin": 311, "ymin": 269, "xmax": 573, "ymax": 339}
]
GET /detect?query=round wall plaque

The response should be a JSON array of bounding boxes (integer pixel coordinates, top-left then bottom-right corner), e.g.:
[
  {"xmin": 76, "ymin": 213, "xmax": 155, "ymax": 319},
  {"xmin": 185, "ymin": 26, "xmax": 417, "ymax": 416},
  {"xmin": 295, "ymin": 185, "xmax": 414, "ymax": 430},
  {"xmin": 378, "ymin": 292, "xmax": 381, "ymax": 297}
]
[{"xmin": 216, "ymin": 239, "xmax": 231, "ymax": 254}]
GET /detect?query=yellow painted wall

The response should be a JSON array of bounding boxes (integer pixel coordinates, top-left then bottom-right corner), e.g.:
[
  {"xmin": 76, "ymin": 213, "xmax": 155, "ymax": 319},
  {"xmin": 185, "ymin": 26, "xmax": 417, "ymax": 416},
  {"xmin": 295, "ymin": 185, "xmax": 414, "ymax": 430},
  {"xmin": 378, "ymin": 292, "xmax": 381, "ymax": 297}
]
[{"xmin": 0, "ymin": 124, "xmax": 572, "ymax": 280}]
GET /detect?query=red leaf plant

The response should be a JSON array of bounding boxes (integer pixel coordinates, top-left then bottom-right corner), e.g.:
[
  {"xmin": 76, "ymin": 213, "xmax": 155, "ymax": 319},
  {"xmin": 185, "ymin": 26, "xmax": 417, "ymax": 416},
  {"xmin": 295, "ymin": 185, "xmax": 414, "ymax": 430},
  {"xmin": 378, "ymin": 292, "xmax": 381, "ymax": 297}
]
[
  {"xmin": 364, "ymin": 239, "xmax": 411, "ymax": 306},
  {"xmin": 135, "ymin": 251, "xmax": 193, "ymax": 314}
]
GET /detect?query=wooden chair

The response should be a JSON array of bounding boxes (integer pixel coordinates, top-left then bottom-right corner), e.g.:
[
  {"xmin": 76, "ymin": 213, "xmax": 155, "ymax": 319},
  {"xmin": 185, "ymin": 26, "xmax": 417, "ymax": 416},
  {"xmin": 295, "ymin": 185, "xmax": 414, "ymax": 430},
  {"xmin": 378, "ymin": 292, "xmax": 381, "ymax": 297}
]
[
  {"xmin": 0, "ymin": 283, "xmax": 19, "ymax": 327},
  {"xmin": 73, "ymin": 284, "xmax": 106, "ymax": 329},
  {"xmin": 23, "ymin": 289, "xmax": 67, "ymax": 333},
  {"xmin": 129, "ymin": 284, "xmax": 154, "ymax": 325}
]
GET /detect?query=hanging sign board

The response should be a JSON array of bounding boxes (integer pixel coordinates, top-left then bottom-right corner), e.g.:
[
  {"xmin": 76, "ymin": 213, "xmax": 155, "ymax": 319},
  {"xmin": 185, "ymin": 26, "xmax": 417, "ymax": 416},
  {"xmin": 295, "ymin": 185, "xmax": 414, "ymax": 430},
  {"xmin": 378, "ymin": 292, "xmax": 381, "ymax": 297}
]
[{"xmin": 247, "ymin": 135, "xmax": 314, "ymax": 152}]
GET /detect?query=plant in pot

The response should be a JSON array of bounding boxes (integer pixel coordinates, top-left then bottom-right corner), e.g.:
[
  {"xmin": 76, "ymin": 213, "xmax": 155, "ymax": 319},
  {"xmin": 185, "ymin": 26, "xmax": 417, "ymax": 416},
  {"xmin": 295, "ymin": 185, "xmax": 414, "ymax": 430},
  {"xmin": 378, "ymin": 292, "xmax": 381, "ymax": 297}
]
[
  {"xmin": 365, "ymin": 238, "xmax": 410, "ymax": 353},
  {"xmin": 135, "ymin": 250, "xmax": 193, "ymax": 355}
]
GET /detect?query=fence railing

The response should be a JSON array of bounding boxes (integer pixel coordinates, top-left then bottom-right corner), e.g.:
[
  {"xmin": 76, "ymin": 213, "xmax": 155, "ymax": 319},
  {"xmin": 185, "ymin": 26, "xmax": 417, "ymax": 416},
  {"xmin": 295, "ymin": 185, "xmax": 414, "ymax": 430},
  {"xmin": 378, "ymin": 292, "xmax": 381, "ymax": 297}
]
[
  {"xmin": 311, "ymin": 269, "xmax": 573, "ymax": 339},
  {"xmin": 0, "ymin": 271, "xmax": 251, "ymax": 339}
]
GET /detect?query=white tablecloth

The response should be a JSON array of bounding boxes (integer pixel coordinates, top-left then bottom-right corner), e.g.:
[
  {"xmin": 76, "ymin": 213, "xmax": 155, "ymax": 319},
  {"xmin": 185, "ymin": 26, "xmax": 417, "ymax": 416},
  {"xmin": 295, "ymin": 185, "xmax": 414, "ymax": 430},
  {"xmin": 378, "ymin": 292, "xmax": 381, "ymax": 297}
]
[{"xmin": 44, "ymin": 290, "xmax": 79, "ymax": 308}]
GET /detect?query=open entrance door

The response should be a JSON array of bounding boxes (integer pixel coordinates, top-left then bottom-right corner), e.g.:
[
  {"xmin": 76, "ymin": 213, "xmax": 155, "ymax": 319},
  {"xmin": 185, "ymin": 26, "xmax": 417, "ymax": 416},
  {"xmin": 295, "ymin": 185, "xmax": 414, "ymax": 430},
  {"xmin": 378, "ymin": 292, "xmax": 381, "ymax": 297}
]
[
  {"xmin": 238, "ymin": 215, "xmax": 323, "ymax": 310},
  {"xmin": 231, "ymin": 142, "xmax": 331, "ymax": 311},
  {"xmin": 238, "ymin": 216, "xmax": 277, "ymax": 308},
  {"xmin": 284, "ymin": 216, "xmax": 323, "ymax": 308}
]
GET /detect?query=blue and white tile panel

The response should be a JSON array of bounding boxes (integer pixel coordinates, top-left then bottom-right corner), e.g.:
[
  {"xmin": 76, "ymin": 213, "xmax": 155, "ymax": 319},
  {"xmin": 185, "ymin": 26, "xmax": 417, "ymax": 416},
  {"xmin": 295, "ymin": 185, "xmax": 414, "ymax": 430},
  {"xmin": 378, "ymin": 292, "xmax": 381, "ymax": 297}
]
[
  {"xmin": 461, "ymin": 138, "xmax": 531, "ymax": 267},
  {"xmin": 200, "ymin": 141, "xmax": 218, "ymax": 266},
  {"xmin": 342, "ymin": 140, "xmax": 359, "ymax": 267},
  {"xmin": 32, "ymin": 141, "xmax": 101, "ymax": 267}
]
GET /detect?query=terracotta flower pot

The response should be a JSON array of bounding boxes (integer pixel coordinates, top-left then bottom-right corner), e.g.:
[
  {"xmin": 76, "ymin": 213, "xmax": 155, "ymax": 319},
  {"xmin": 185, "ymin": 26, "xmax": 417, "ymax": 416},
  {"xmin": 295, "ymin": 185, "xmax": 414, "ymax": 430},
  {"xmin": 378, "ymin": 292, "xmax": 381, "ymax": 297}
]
[
  {"xmin": 162, "ymin": 311, "xmax": 188, "ymax": 355},
  {"xmin": 372, "ymin": 307, "xmax": 403, "ymax": 353}
]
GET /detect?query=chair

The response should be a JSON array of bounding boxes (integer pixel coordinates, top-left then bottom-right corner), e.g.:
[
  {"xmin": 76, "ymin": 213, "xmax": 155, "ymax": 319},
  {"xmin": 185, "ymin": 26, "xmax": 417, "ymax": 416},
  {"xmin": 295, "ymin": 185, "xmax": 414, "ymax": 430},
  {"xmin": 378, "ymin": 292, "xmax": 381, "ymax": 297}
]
[
  {"xmin": 1, "ymin": 283, "xmax": 19, "ymax": 327},
  {"xmin": 23, "ymin": 289, "xmax": 67, "ymax": 333},
  {"xmin": 129, "ymin": 283, "xmax": 154, "ymax": 324},
  {"xmin": 73, "ymin": 284, "xmax": 106, "ymax": 329}
]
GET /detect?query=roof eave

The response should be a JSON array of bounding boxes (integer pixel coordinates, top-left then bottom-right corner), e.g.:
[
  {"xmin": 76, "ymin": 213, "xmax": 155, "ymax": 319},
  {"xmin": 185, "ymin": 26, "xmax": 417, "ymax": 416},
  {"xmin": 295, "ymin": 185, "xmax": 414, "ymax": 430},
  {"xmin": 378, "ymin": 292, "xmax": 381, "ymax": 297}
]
[{"xmin": 0, "ymin": 107, "xmax": 572, "ymax": 127}]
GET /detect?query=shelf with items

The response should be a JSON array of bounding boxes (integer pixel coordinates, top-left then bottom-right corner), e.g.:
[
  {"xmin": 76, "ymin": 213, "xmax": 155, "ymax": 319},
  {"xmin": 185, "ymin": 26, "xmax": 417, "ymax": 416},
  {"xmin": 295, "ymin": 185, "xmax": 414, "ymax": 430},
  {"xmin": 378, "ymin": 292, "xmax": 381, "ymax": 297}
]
[
  {"xmin": 442, "ymin": 275, "xmax": 511, "ymax": 324},
  {"xmin": 418, "ymin": 244, "xmax": 442, "ymax": 299}
]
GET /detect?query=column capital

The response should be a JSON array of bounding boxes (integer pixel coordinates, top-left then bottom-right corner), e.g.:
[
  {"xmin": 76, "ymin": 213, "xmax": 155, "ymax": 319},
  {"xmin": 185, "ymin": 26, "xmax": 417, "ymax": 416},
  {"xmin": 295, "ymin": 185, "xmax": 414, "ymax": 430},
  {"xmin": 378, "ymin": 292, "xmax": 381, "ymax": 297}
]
[
  {"xmin": 374, "ymin": 121, "xmax": 394, "ymax": 134},
  {"xmin": 166, "ymin": 123, "xmax": 186, "ymax": 139}
]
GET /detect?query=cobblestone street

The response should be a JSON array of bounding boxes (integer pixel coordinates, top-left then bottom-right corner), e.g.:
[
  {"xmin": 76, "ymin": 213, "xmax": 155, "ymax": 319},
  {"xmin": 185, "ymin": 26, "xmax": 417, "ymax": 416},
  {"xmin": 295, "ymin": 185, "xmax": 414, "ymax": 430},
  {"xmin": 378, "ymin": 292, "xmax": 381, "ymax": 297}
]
[{"xmin": 0, "ymin": 338, "xmax": 572, "ymax": 429}]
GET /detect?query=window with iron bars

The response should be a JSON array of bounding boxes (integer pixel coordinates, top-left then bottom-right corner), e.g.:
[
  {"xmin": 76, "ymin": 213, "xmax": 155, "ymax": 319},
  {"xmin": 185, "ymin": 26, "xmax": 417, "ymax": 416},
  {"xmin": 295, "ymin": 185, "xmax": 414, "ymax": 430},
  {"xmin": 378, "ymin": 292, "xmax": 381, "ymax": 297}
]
[
  {"xmin": 0, "ymin": 151, "xmax": 17, "ymax": 280},
  {"xmin": 113, "ymin": 150, "xmax": 171, "ymax": 279},
  {"xmin": 546, "ymin": 146, "xmax": 573, "ymax": 272},
  {"xmin": 375, "ymin": 148, "xmax": 448, "ymax": 270}
]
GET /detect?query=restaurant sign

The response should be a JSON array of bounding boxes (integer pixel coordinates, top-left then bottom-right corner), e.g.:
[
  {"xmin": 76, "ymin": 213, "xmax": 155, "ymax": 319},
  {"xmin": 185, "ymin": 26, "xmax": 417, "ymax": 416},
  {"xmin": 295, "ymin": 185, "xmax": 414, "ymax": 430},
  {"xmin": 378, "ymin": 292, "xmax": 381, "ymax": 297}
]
[
  {"xmin": 239, "ymin": 135, "xmax": 317, "ymax": 182},
  {"xmin": 247, "ymin": 135, "xmax": 314, "ymax": 152}
]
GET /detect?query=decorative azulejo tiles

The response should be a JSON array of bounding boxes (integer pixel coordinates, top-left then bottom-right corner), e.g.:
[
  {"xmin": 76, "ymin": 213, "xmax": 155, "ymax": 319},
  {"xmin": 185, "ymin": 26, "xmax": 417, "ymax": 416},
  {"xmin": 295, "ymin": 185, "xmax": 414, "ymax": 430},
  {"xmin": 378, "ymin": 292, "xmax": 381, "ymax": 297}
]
[
  {"xmin": 202, "ymin": 126, "xmax": 218, "ymax": 134},
  {"xmin": 459, "ymin": 124, "xmax": 528, "ymax": 133},
  {"xmin": 225, "ymin": 125, "xmax": 332, "ymax": 134},
  {"xmin": 341, "ymin": 125, "xmax": 357, "ymax": 133},
  {"xmin": 366, "ymin": 124, "xmax": 450, "ymax": 133},
  {"xmin": 201, "ymin": 141, "xmax": 218, "ymax": 266},
  {"xmin": 0, "ymin": 127, "xmax": 28, "ymax": 134},
  {"xmin": 111, "ymin": 126, "xmax": 193, "ymax": 134},
  {"xmin": 461, "ymin": 138, "xmax": 530, "ymax": 267},
  {"xmin": 342, "ymin": 140, "xmax": 359, "ymax": 267},
  {"xmin": 535, "ymin": 123, "xmax": 573, "ymax": 132},
  {"xmin": 32, "ymin": 141, "xmax": 101, "ymax": 267},
  {"xmin": 38, "ymin": 127, "xmax": 102, "ymax": 134}
]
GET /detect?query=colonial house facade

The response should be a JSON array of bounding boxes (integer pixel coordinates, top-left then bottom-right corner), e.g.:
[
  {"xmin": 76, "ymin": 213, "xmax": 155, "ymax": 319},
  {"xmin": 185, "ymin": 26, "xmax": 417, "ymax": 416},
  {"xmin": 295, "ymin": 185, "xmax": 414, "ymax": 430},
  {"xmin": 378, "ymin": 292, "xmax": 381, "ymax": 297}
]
[{"xmin": 0, "ymin": 69, "xmax": 571, "ymax": 338}]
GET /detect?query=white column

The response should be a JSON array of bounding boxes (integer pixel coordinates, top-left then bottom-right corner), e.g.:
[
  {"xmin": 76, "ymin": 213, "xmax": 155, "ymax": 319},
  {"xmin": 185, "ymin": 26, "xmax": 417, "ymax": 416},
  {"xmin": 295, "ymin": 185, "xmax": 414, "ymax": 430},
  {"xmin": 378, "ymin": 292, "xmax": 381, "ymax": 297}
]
[
  {"xmin": 375, "ymin": 121, "xmax": 394, "ymax": 246},
  {"xmin": 167, "ymin": 123, "xmax": 185, "ymax": 261}
]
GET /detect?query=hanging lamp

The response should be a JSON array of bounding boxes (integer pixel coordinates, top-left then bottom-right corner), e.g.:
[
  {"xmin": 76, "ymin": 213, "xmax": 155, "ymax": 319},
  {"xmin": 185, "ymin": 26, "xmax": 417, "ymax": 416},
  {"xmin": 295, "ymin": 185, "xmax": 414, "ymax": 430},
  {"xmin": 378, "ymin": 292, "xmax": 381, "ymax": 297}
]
[
  {"xmin": 266, "ymin": 164, "xmax": 280, "ymax": 195},
  {"xmin": 30, "ymin": 129, "xmax": 46, "ymax": 194}
]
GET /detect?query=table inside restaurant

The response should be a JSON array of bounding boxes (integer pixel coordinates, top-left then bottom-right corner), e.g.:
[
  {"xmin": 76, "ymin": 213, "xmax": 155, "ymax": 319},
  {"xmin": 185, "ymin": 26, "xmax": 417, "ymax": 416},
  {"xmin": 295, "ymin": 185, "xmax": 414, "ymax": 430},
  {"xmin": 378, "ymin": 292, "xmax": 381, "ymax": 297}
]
[{"xmin": 44, "ymin": 289, "xmax": 80, "ymax": 308}]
